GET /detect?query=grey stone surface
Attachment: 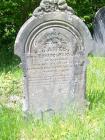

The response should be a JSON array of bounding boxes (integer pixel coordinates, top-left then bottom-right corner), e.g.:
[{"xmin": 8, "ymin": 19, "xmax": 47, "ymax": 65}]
[
  {"xmin": 93, "ymin": 7, "xmax": 105, "ymax": 56},
  {"xmin": 14, "ymin": 0, "xmax": 92, "ymax": 117}
]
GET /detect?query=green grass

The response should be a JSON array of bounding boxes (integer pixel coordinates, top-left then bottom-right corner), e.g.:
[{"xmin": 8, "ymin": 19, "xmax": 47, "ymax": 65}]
[
  {"xmin": 0, "ymin": 57, "xmax": 105, "ymax": 140},
  {"xmin": 0, "ymin": 106, "xmax": 22, "ymax": 140}
]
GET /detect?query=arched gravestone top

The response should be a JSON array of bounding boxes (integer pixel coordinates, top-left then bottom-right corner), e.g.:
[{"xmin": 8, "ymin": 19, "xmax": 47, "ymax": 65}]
[
  {"xmin": 93, "ymin": 7, "xmax": 105, "ymax": 56},
  {"xmin": 14, "ymin": 0, "xmax": 92, "ymax": 117}
]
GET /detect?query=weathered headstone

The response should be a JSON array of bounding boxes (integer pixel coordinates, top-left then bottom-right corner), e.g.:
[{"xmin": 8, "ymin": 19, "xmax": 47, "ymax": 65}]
[
  {"xmin": 93, "ymin": 7, "xmax": 105, "ymax": 56},
  {"xmin": 14, "ymin": 0, "xmax": 92, "ymax": 117}
]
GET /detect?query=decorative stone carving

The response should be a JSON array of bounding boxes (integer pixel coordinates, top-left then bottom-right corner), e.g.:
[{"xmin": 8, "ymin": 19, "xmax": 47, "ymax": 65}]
[
  {"xmin": 33, "ymin": 0, "xmax": 75, "ymax": 17},
  {"xmin": 14, "ymin": 0, "xmax": 92, "ymax": 118}
]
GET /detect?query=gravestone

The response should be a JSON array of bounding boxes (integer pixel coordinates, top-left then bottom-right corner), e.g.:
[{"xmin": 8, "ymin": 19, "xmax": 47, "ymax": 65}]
[
  {"xmin": 14, "ymin": 0, "xmax": 92, "ymax": 117},
  {"xmin": 93, "ymin": 7, "xmax": 105, "ymax": 56}
]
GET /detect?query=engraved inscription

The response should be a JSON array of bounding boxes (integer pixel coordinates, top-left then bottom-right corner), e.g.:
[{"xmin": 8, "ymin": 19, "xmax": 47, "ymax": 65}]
[
  {"xmin": 24, "ymin": 27, "xmax": 86, "ymax": 113},
  {"xmin": 26, "ymin": 28, "xmax": 78, "ymax": 87}
]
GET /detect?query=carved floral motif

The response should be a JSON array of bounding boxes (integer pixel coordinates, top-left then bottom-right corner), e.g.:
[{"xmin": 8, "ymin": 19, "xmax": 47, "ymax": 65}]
[{"xmin": 33, "ymin": 0, "xmax": 75, "ymax": 17}]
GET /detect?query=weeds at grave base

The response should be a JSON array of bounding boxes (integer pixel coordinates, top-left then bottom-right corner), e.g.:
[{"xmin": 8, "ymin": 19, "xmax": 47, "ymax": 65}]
[{"xmin": 0, "ymin": 57, "xmax": 105, "ymax": 140}]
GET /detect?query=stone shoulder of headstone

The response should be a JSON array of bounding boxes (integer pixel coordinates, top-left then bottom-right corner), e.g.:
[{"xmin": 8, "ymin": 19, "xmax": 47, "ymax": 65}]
[{"xmin": 93, "ymin": 6, "xmax": 105, "ymax": 56}]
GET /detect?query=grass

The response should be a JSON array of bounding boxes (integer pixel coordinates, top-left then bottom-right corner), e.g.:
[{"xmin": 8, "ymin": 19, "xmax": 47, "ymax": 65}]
[
  {"xmin": 0, "ymin": 57, "xmax": 105, "ymax": 140},
  {"xmin": 0, "ymin": 106, "xmax": 22, "ymax": 140}
]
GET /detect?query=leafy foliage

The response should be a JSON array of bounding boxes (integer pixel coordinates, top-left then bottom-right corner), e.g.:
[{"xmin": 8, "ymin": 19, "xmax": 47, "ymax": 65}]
[
  {"xmin": 0, "ymin": 0, "xmax": 105, "ymax": 66},
  {"xmin": 0, "ymin": 0, "xmax": 41, "ymax": 66}
]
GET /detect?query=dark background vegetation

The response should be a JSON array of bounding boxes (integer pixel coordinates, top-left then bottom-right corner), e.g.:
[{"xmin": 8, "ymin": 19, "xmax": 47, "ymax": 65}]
[{"xmin": 0, "ymin": 0, "xmax": 105, "ymax": 67}]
